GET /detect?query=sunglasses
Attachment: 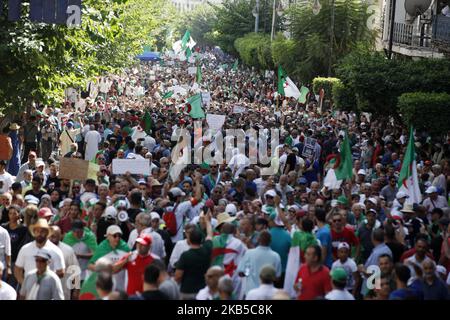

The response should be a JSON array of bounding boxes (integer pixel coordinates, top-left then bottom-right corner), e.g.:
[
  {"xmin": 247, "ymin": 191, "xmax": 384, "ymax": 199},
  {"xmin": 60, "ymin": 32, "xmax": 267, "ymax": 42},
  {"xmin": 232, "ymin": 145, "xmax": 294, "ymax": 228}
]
[
  {"xmin": 265, "ymin": 196, "xmax": 274, "ymax": 199},
  {"xmin": 111, "ymin": 233, "xmax": 121, "ymax": 238},
  {"xmin": 333, "ymin": 219, "xmax": 342, "ymax": 223}
]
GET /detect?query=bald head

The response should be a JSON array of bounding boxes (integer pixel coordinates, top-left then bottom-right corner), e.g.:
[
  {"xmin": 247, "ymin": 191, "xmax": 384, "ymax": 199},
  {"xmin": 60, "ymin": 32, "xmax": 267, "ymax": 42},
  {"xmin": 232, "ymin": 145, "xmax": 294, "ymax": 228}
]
[{"xmin": 49, "ymin": 226, "xmax": 62, "ymax": 245}]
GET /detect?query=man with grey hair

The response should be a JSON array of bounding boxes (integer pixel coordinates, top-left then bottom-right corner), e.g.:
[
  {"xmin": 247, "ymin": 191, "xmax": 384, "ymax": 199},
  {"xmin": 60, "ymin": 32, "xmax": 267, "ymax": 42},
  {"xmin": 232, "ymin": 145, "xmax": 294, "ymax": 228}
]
[
  {"xmin": 127, "ymin": 212, "xmax": 165, "ymax": 259},
  {"xmin": 422, "ymin": 259, "xmax": 449, "ymax": 300},
  {"xmin": 245, "ymin": 265, "xmax": 279, "ymax": 300},
  {"xmin": 218, "ymin": 275, "xmax": 234, "ymax": 300},
  {"xmin": 0, "ymin": 261, "xmax": 16, "ymax": 300}
]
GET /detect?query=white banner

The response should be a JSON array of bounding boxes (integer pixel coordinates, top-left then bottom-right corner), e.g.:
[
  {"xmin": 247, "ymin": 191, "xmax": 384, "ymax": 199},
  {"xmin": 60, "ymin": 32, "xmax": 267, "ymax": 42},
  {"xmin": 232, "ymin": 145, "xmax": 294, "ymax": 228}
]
[
  {"xmin": 112, "ymin": 159, "xmax": 150, "ymax": 175},
  {"xmin": 206, "ymin": 114, "xmax": 226, "ymax": 132},
  {"xmin": 188, "ymin": 67, "xmax": 197, "ymax": 75}
]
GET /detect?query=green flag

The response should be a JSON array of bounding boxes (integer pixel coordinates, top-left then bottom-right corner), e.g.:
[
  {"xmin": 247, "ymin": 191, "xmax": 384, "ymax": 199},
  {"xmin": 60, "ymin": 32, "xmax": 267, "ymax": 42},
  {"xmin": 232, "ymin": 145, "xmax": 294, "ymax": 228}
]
[
  {"xmin": 185, "ymin": 47, "xmax": 192, "ymax": 59},
  {"xmin": 278, "ymin": 66, "xmax": 287, "ymax": 96},
  {"xmin": 181, "ymin": 30, "xmax": 190, "ymax": 50},
  {"xmin": 196, "ymin": 64, "xmax": 202, "ymax": 83},
  {"xmin": 232, "ymin": 59, "xmax": 238, "ymax": 71},
  {"xmin": 143, "ymin": 111, "xmax": 153, "ymax": 135},
  {"xmin": 187, "ymin": 94, "xmax": 205, "ymax": 119},
  {"xmin": 298, "ymin": 86, "xmax": 310, "ymax": 104},
  {"xmin": 335, "ymin": 131, "xmax": 353, "ymax": 180},
  {"xmin": 162, "ymin": 91, "xmax": 174, "ymax": 99}
]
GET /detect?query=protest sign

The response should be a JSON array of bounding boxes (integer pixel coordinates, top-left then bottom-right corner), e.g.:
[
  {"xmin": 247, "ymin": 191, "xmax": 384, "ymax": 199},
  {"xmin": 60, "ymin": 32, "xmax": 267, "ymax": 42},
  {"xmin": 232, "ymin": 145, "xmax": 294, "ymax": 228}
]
[
  {"xmin": 59, "ymin": 158, "xmax": 99, "ymax": 181},
  {"xmin": 206, "ymin": 114, "xmax": 226, "ymax": 132},
  {"xmin": 188, "ymin": 67, "xmax": 197, "ymax": 75},
  {"xmin": 112, "ymin": 159, "xmax": 150, "ymax": 175},
  {"xmin": 232, "ymin": 105, "xmax": 247, "ymax": 114},
  {"xmin": 201, "ymin": 92, "xmax": 211, "ymax": 106},
  {"xmin": 302, "ymin": 137, "xmax": 317, "ymax": 158}
]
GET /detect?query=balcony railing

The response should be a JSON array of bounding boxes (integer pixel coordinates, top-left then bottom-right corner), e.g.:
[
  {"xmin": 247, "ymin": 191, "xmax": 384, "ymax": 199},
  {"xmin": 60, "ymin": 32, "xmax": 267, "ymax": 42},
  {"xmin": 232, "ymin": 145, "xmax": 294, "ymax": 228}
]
[
  {"xmin": 392, "ymin": 22, "xmax": 432, "ymax": 48},
  {"xmin": 433, "ymin": 15, "xmax": 450, "ymax": 45}
]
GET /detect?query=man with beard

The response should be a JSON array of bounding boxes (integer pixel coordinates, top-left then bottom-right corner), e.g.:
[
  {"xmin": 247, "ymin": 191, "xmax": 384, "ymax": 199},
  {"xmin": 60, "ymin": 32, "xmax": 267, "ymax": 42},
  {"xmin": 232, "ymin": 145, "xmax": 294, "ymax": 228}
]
[{"xmin": 14, "ymin": 219, "xmax": 65, "ymax": 286}]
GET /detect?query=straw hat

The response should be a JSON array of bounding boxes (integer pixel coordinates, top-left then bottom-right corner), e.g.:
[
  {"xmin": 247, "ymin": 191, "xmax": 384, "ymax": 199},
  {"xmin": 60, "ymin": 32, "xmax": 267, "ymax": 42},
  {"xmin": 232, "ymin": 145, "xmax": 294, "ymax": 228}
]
[
  {"xmin": 9, "ymin": 123, "xmax": 20, "ymax": 130},
  {"xmin": 29, "ymin": 218, "xmax": 52, "ymax": 238},
  {"xmin": 400, "ymin": 203, "xmax": 415, "ymax": 214},
  {"xmin": 216, "ymin": 212, "xmax": 236, "ymax": 228}
]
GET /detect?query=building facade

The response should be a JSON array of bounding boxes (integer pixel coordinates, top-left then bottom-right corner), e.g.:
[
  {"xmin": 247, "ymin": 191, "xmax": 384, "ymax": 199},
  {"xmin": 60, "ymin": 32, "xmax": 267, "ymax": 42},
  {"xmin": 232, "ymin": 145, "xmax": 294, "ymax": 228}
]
[
  {"xmin": 172, "ymin": 0, "xmax": 223, "ymax": 13},
  {"xmin": 381, "ymin": 0, "xmax": 450, "ymax": 58}
]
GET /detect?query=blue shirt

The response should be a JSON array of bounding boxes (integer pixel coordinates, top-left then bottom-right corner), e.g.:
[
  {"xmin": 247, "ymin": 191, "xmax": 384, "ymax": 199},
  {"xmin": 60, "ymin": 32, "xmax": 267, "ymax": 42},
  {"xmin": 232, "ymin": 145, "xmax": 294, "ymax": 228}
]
[
  {"xmin": 364, "ymin": 243, "xmax": 393, "ymax": 269},
  {"xmin": 237, "ymin": 246, "xmax": 282, "ymax": 295},
  {"xmin": 316, "ymin": 225, "xmax": 333, "ymax": 268},
  {"xmin": 422, "ymin": 277, "xmax": 449, "ymax": 300},
  {"xmin": 269, "ymin": 227, "xmax": 291, "ymax": 272}
]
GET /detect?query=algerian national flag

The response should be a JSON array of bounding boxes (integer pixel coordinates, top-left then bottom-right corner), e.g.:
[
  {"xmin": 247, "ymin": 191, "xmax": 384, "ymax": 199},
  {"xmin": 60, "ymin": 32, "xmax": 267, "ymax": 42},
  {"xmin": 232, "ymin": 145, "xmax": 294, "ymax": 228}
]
[
  {"xmin": 335, "ymin": 131, "xmax": 353, "ymax": 181},
  {"xmin": 284, "ymin": 232, "xmax": 300, "ymax": 299},
  {"xmin": 187, "ymin": 36, "xmax": 196, "ymax": 50},
  {"xmin": 186, "ymin": 94, "xmax": 205, "ymax": 119},
  {"xmin": 196, "ymin": 64, "xmax": 202, "ymax": 83},
  {"xmin": 232, "ymin": 59, "xmax": 238, "ymax": 71},
  {"xmin": 398, "ymin": 127, "xmax": 422, "ymax": 204},
  {"xmin": 298, "ymin": 86, "xmax": 310, "ymax": 104},
  {"xmin": 63, "ymin": 228, "xmax": 98, "ymax": 253},
  {"xmin": 277, "ymin": 66, "xmax": 300, "ymax": 99}
]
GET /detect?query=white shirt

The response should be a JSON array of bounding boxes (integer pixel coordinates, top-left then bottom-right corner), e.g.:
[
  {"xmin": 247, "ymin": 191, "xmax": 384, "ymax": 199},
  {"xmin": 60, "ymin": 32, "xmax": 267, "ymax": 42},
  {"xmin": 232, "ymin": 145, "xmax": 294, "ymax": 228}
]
[
  {"xmin": 84, "ymin": 130, "xmax": 102, "ymax": 161},
  {"xmin": 405, "ymin": 255, "xmax": 433, "ymax": 280},
  {"xmin": 172, "ymin": 201, "xmax": 195, "ymax": 243},
  {"xmin": 423, "ymin": 196, "xmax": 449, "ymax": 213},
  {"xmin": 325, "ymin": 289, "xmax": 355, "ymax": 300},
  {"xmin": 57, "ymin": 242, "xmax": 80, "ymax": 301},
  {"xmin": 0, "ymin": 226, "xmax": 11, "ymax": 266},
  {"xmin": 169, "ymin": 239, "xmax": 190, "ymax": 269},
  {"xmin": 0, "ymin": 172, "xmax": 15, "ymax": 193},
  {"xmin": 245, "ymin": 284, "xmax": 278, "ymax": 300},
  {"xmin": 228, "ymin": 154, "xmax": 250, "ymax": 179},
  {"xmin": 127, "ymin": 228, "xmax": 165, "ymax": 259},
  {"xmin": 15, "ymin": 240, "xmax": 66, "ymax": 276},
  {"xmin": 196, "ymin": 286, "xmax": 216, "ymax": 300},
  {"xmin": 331, "ymin": 258, "xmax": 357, "ymax": 291},
  {"xmin": 0, "ymin": 280, "xmax": 17, "ymax": 300}
]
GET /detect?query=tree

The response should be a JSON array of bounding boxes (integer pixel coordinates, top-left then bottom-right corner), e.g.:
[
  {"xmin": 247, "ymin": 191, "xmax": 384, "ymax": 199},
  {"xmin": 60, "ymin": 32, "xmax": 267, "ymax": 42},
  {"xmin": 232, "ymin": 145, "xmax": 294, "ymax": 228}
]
[
  {"xmin": 279, "ymin": 0, "xmax": 375, "ymax": 82},
  {"xmin": 234, "ymin": 33, "xmax": 273, "ymax": 70},
  {"xmin": 179, "ymin": 4, "xmax": 217, "ymax": 46},
  {"xmin": 209, "ymin": 0, "xmax": 282, "ymax": 54},
  {"xmin": 398, "ymin": 92, "xmax": 450, "ymax": 137},
  {"xmin": 336, "ymin": 50, "xmax": 450, "ymax": 116},
  {"xmin": 0, "ymin": 0, "xmax": 176, "ymax": 115}
]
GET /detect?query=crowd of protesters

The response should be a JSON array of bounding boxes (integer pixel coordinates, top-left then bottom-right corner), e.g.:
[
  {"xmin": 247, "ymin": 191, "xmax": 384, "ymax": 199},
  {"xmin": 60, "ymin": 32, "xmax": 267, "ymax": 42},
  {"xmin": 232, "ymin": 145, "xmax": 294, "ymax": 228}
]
[{"xmin": 0, "ymin": 47, "xmax": 449, "ymax": 300}]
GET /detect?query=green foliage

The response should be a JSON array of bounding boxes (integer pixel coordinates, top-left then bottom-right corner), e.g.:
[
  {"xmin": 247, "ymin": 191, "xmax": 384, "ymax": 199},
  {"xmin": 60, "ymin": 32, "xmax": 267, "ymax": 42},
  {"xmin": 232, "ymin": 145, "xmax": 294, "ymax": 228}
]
[
  {"xmin": 398, "ymin": 92, "xmax": 450, "ymax": 136},
  {"xmin": 234, "ymin": 33, "xmax": 273, "ymax": 70},
  {"xmin": 312, "ymin": 77, "xmax": 340, "ymax": 100},
  {"xmin": 336, "ymin": 50, "xmax": 450, "ymax": 116},
  {"xmin": 180, "ymin": 4, "xmax": 217, "ymax": 46},
  {"xmin": 271, "ymin": 34, "xmax": 297, "ymax": 75},
  {"xmin": 209, "ymin": 0, "xmax": 282, "ymax": 54},
  {"xmin": 280, "ymin": 0, "xmax": 375, "ymax": 82},
  {"xmin": 0, "ymin": 0, "xmax": 176, "ymax": 115},
  {"xmin": 332, "ymin": 80, "xmax": 357, "ymax": 111}
]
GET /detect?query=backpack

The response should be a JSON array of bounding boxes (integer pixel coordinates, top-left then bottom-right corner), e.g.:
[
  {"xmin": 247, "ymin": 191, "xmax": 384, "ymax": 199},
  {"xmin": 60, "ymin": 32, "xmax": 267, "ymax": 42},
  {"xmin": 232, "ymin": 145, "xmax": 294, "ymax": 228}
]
[{"xmin": 163, "ymin": 204, "xmax": 179, "ymax": 236}]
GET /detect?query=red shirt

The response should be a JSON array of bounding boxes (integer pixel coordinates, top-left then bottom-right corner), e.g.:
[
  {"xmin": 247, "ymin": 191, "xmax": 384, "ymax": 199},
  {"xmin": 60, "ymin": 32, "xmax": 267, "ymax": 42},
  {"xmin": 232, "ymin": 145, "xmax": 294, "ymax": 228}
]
[
  {"xmin": 295, "ymin": 265, "xmax": 332, "ymax": 300},
  {"xmin": 331, "ymin": 227, "xmax": 360, "ymax": 259},
  {"xmin": 124, "ymin": 253, "xmax": 155, "ymax": 296}
]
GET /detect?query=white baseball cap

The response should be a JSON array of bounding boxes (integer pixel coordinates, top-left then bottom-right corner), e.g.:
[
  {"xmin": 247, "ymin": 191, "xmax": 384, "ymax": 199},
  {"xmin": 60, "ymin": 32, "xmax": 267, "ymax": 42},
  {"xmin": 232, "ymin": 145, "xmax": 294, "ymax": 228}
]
[
  {"xmin": 264, "ymin": 190, "xmax": 277, "ymax": 198},
  {"xmin": 225, "ymin": 203, "xmax": 237, "ymax": 216},
  {"xmin": 104, "ymin": 206, "xmax": 117, "ymax": 218},
  {"xmin": 150, "ymin": 211, "xmax": 161, "ymax": 221},
  {"xmin": 396, "ymin": 191, "xmax": 409, "ymax": 199},
  {"xmin": 357, "ymin": 169, "xmax": 367, "ymax": 175},
  {"xmin": 24, "ymin": 195, "xmax": 39, "ymax": 205},
  {"xmin": 338, "ymin": 242, "xmax": 350, "ymax": 250},
  {"xmin": 105, "ymin": 225, "xmax": 123, "ymax": 236},
  {"xmin": 169, "ymin": 187, "xmax": 186, "ymax": 197},
  {"xmin": 425, "ymin": 186, "xmax": 438, "ymax": 194}
]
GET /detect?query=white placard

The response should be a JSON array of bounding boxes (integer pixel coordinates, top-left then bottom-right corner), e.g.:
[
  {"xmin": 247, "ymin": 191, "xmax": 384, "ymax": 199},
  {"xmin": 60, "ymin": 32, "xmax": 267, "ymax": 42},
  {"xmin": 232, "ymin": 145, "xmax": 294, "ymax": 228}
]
[
  {"xmin": 112, "ymin": 159, "xmax": 151, "ymax": 175},
  {"xmin": 206, "ymin": 114, "xmax": 226, "ymax": 132},
  {"xmin": 188, "ymin": 67, "xmax": 197, "ymax": 75},
  {"xmin": 232, "ymin": 105, "xmax": 247, "ymax": 114},
  {"xmin": 149, "ymin": 75, "xmax": 156, "ymax": 81},
  {"xmin": 201, "ymin": 92, "xmax": 211, "ymax": 106}
]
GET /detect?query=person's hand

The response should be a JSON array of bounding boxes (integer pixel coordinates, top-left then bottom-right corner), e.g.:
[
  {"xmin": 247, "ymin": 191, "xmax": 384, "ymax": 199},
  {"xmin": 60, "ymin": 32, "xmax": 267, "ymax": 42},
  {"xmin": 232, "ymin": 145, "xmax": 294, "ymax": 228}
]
[
  {"xmin": 357, "ymin": 264, "xmax": 366, "ymax": 274},
  {"xmin": 124, "ymin": 171, "xmax": 131, "ymax": 178}
]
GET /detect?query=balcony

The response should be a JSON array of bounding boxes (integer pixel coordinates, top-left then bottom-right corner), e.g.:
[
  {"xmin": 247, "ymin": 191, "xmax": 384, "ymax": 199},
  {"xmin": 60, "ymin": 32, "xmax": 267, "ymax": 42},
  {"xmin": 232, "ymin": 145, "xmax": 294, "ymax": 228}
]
[
  {"xmin": 392, "ymin": 22, "xmax": 432, "ymax": 48},
  {"xmin": 432, "ymin": 15, "xmax": 450, "ymax": 51}
]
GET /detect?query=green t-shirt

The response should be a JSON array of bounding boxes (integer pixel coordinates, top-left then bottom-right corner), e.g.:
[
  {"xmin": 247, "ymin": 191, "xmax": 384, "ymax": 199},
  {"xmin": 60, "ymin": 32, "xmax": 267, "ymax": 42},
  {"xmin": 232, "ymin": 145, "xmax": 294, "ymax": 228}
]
[{"xmin": 175, "ymin": 240, "xmax": 212, "ymax": 294}]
